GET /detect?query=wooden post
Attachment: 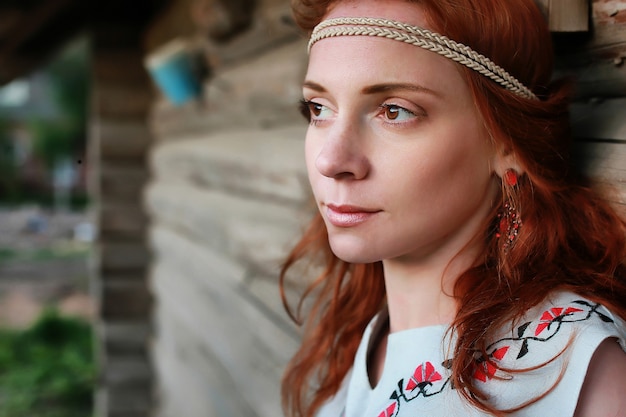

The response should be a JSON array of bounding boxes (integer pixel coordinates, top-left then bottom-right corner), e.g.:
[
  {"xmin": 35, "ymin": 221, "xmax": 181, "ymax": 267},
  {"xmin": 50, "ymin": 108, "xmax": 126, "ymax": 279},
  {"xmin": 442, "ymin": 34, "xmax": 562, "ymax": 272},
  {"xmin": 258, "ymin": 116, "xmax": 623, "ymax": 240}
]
[
  {"xmin": 548, "ymin": 0, "xmax": 589, "ymax": 32},
  {"xmin": 89, "ymin": 23, "xmax": 154, "ymax": 417}
]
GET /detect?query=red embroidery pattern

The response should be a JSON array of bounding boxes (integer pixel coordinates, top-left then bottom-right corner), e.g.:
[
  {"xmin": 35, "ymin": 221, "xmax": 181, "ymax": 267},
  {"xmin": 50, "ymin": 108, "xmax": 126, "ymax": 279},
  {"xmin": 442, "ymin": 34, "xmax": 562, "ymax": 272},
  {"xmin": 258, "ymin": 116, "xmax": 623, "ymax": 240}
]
[
  {"xmin": 473, "ymin": 346, "xmax": 510, "ymax": 383},
  {"xmin": 535, "ymin": 307, "xmax": 584, "ymax": 336},
  {"xmin": 373, "ymin": 299, "xmax": 612, "ymax": 417},
  {"xmin": 405, "ymin": 362, "xmax": 443, "ymax": 391},
  {"xmin": 377, "ymin": 402, "xmax": 396, "ymax": 417}
]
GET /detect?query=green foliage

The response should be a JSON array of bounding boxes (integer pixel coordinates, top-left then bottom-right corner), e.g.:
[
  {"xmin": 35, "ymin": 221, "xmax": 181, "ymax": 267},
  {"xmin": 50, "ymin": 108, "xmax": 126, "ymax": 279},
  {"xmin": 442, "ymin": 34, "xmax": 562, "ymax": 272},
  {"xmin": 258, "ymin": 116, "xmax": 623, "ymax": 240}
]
[
  {"xmin": 0, "ymin": 191, "xmax": 90, "ymax": 210},
  {"xmin": 0, "ymin": 310, "xmax": 95, "ymax": 417},
  {"xmin": 29, "ymin": 119, "xmax": 78, "ymax": 169},
  {"xmin": 29, "ymin": 38, "xmax": 89, "ymax": 168}
]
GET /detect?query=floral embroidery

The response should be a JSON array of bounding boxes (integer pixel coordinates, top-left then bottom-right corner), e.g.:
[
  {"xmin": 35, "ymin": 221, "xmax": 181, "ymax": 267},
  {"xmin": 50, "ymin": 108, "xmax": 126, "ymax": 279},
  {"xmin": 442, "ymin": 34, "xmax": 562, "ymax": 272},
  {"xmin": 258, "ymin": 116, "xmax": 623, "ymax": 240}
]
[
  {"xmin": 373, "ymin": 298, "xmax": 614, "ymax": 417},
  {"xmin": 473, "ymin": 346, "xmax": 510, "ymax": 383},
  {"xmin": 405, "ymin": 361, "xmax": 443, "ymax": 391},
  {"xmin": 535, "ymin": 306, "xmax": 584, "ymax": 336}
]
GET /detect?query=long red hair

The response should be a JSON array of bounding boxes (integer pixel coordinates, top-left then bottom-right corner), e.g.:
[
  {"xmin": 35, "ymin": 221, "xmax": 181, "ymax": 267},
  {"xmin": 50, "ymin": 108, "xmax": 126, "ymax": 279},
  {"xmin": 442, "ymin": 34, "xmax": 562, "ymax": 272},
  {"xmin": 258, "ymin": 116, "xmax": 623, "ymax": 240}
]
[{"xmin": 280, "ymin": 0, "xmax": 626, "ymax": 416}]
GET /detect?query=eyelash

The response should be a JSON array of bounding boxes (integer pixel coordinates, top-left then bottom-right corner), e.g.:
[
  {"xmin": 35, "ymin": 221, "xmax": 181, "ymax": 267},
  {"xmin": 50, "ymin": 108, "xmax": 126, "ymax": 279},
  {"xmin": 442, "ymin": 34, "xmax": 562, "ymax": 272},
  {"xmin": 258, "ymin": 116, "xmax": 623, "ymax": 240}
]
[
  {"xmin": 299, "ymin": 99, "xmax": 313, "ymax": 122},
  {"xmin": 299, "ymin": 99, "xmax": 328, "ymax": 126},
  {"xmin": 378, "ymin": 104, "xmax": 425, "ymax": 125},
  {"xmin": 298, "ymin": 99, "xmax": 426, "ymax": 126}
]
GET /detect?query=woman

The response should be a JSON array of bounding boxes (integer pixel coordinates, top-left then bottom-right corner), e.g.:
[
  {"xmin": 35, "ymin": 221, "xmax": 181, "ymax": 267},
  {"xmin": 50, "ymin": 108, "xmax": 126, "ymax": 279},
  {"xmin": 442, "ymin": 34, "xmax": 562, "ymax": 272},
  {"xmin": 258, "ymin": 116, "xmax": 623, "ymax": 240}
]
[{"xmin": 280, "ymin": 0, "xmax": 626, "ymax": 416}]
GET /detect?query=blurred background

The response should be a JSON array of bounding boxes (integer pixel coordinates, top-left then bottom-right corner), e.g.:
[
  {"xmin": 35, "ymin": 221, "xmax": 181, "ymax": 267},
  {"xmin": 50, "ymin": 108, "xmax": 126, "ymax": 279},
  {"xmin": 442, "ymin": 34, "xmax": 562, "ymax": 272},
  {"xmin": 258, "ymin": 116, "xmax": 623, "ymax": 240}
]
[
  {"xmin": 0, "ymin": 0, "xmax": 624, "ymax": 416},
  {"xmin": 0, "ymin": 32, "xmax": 93, "ymax": 417}
]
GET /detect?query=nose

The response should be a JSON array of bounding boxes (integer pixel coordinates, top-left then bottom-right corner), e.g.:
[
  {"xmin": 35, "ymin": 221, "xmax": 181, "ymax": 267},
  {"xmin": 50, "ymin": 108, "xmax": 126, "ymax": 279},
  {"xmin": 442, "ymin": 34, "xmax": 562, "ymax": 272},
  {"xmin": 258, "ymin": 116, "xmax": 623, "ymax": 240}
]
[{"xmin": 314, "ymin": 120, "xmax": 370, "ymax": 180}]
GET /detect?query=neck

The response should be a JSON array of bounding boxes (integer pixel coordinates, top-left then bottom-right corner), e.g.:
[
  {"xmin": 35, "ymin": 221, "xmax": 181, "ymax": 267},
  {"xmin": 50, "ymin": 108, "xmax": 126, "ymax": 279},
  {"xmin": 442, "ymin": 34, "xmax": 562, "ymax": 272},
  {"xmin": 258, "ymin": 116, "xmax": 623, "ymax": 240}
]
[{"xmin": 382, "ymin": 242, "xmax": 482, "ymax": 333}]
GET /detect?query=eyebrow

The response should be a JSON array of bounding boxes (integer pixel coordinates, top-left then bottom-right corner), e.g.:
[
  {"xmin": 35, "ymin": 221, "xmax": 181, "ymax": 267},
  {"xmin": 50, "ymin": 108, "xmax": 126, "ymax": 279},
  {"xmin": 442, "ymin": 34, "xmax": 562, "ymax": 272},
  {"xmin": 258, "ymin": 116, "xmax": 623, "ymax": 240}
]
[
  {"xmin": 362, "ymin": 83, "xmax": 441, "ymax": 98},
  {"xmin": 302, "ymin": 81, "xmax": 327, "ymax": 92},
  {"xmin": 302, "ymin": 80, "xmax": 441, "ymax": 98}
]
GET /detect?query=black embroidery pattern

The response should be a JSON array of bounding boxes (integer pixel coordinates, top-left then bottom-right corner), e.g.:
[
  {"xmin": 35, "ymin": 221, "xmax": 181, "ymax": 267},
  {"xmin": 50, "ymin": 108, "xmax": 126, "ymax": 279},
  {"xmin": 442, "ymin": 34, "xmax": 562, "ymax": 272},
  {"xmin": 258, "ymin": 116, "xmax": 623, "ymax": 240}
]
[{"xmin": 375, "ymin": 299, "xmax": 613, "ymax": 417}]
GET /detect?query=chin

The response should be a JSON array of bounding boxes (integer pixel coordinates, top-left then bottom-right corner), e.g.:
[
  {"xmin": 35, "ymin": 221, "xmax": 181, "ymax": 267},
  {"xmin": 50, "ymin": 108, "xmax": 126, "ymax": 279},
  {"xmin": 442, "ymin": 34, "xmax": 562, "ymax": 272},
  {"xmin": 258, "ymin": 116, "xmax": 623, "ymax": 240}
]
[{"xmin": 328, "ymin": 238, "xmax": 381, "ymax": 264}]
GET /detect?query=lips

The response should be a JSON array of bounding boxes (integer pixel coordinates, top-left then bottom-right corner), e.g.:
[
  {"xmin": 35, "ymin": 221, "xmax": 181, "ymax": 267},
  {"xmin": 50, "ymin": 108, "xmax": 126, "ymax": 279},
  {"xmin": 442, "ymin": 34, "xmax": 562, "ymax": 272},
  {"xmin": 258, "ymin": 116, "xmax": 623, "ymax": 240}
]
[{"xmin": 325, "ymin": 204, "xmax": 381, "ymax": 227}]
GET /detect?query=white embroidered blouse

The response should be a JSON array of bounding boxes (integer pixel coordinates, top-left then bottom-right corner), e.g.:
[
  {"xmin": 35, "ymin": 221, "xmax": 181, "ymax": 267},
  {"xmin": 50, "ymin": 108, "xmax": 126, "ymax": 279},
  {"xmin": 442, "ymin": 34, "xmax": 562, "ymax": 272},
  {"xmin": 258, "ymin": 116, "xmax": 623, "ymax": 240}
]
[{"xmin": 316, "ymin": 291, "xmax": 626, "ymax": 417}]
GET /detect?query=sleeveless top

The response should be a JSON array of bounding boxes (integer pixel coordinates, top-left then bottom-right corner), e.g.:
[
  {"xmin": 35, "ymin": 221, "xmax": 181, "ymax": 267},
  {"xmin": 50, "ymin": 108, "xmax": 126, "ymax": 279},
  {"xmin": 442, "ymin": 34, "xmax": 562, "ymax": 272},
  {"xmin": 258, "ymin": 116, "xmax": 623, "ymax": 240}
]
[{"xmin": 316, "ymin": 291, "xmax": 626, "ymax": 417}]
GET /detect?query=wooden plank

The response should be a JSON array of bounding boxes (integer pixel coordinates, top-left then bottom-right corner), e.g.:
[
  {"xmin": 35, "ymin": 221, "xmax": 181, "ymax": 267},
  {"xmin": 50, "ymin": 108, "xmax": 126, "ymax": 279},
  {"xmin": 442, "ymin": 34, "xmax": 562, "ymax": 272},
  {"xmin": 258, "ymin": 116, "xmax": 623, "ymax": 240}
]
[
  {"xmin": 562, "ymin": 62, "xmax": 626, "ymax": 99},
  {"xmin": 150, "ymin": 224, "xmax": 300, "ymax": 356},
  {"xmin": 153, "ymin": 304, "xmax": 258, "ymax": 417},
  {"xmin": 93, "ymin": 83, "xmax": 154, "ymax": 119},
  {"xmin": 98, "ymin": 120, "xmax": 152, "ymax": 160},
  {"xmin": 100, "ymin": 322, "xmax": 151, "ymax": 354},
  {"xmin": 100, "ymin": 279, "xmax": 152, "ymax": 320},
  {"xmin": 571, "ymin": 141, "xmax": 626, "ymax": 174},
  {"xmin": 149, "ymin": 125, "xmax": 309, "ymax": 205},
  {"xmin": 571, "ymin": 140, "xmax": 626, "ymax": 208},
  {"xmin": 100, "ymin": 203, "xmax": 148, "ymax": 237},
  {"xmin": 550, "ymin": 0, "xmax": 590, "ymax": 32},
  {"xmin": 570, "ymin": 98, "xmax": 626, "ymax": 141},
  {"xmin": 593, "ymin": 0, "xmax": 626, "ymax": 26},
  {"xmin": 99, "ymin": 241, "xmax": 150, "ymax": 271},
  {"xmin": 145, "ymin": 182, "xmax": 308, "ymax": 277},
  {"xmin": 151, "ymin": 254, "xmax": 296, "ymax": 417},
  {"xmin": 552, "ymin": 10, "xmax": 625, "ymax": 51},
  {"xmin": 570, "ymin": 98, "xmax": 626, "ymax": 208},
  {"xmin": 554, "ymin": 35, "xmax": 626, "ymax": 98}
]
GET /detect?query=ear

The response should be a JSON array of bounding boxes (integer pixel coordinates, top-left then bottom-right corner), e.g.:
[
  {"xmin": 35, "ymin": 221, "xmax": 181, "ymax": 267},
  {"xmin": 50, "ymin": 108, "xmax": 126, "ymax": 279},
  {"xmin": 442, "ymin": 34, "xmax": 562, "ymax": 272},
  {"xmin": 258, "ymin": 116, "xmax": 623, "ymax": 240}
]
[{"xmin": 492, "ymin": 143, "xmax": 524, "ymax": 179}]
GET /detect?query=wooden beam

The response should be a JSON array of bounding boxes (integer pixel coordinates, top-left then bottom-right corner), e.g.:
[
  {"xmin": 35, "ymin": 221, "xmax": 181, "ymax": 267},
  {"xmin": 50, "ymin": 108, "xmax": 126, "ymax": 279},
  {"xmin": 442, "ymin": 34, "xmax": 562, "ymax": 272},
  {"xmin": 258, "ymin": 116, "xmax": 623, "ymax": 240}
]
[
  {"xmin": 570, "ymin": 98, "xmax": 626, "ymax": 141},
  {"xmin": 0, "ymin": 0, "xmax": 73, "ymax": 62},
  {"xmin": 549, "ymin": 0, "xmax": 589, "ymax": 32},
  {"xmin": 553, "ymin": 17, "xmax": 626, "ymax": 99}
]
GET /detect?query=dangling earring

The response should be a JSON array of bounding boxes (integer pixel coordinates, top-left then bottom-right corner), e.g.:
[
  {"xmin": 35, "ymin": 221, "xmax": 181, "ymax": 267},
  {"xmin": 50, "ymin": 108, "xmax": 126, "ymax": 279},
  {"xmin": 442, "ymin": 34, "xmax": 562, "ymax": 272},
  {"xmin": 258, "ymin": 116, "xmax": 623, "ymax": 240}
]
[
  {"xmin": 496, "ymin": 169, "xmax": 522, "ymax": 248},
  {"xmin": 504, "ymin": 169, "xmax": 518, "ymax": 187}
]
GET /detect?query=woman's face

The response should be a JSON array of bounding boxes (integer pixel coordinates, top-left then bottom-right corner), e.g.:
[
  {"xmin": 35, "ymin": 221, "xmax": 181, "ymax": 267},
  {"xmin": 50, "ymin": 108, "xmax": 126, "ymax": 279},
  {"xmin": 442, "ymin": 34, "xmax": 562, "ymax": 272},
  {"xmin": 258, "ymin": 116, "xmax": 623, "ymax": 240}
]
[{"xmin": 304, "ymin": 0, "xmax": 500, "ymax": 265}]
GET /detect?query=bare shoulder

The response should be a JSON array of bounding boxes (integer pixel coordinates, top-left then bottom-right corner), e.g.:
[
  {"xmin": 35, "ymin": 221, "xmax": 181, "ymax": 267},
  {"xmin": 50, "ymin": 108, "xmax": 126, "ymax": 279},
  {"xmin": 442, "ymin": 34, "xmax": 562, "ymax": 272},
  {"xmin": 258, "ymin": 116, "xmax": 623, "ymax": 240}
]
[{"xmin": 574, "ymin": 338, "xmax": 626, "ymax": 417}]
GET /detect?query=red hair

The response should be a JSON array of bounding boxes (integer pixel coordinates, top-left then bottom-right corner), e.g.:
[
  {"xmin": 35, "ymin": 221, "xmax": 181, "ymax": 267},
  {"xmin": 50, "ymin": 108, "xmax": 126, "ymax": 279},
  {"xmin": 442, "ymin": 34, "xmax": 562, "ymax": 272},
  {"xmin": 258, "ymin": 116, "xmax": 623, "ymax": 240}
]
[{"xmin": 280, "ymin": 0, "xmax": 626, "ymax": 416}]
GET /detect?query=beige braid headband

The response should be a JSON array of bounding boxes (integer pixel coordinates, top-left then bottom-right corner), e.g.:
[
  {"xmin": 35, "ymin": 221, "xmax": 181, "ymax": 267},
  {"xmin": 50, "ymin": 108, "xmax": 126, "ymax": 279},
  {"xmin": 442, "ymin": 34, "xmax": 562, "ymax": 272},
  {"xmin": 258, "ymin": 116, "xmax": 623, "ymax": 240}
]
[{"xmin": 308, "ymin": 17, "xmax": 538, "ymax": 100}]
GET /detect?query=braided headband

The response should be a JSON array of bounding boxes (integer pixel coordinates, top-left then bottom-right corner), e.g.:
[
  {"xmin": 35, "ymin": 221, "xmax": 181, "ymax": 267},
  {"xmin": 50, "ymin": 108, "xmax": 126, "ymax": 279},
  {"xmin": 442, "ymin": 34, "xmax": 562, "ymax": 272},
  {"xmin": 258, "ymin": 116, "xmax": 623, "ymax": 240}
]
[{"xmin": 308, "ymin": 17, "xmax": 538, "ymax": 100}]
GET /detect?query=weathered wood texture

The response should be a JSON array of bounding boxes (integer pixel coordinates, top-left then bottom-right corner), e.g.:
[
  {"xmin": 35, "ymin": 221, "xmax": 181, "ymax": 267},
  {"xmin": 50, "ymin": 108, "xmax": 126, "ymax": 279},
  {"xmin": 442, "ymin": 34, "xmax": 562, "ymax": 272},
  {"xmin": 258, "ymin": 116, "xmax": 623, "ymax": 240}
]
[
  {"xmin": 554, "ymin": 0, "xmax": 626, "ymax": 98},
  {"xmin": 89, "ymin": 25, "xmax": 154, "ymax": 417},
  {"xmin": 534, "ymin": 0, "xmax": 591, "ymax": 31},
  {"xmin": 145, "ymin": 0, "xmax": 311, "ymax": 414},
  {"xmin": 146, "ymin": 127, "xmax": 309, "ymax": 417},
  {"xmin": 550, "ymin": 0, "xmax": 590, "ymax": 32},
  {"xmin": 564, "ymin": 1, "xmax": 626, "ymax": 214}
]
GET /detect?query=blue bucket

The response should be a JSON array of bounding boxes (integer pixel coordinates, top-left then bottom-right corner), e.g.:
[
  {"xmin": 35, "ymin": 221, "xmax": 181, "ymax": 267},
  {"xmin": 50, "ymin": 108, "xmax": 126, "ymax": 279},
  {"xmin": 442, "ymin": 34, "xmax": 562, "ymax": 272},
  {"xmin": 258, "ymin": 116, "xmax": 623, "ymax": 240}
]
[{"xmin": 145, "ymin": 39, "xmax": 202, "ymax": 106}]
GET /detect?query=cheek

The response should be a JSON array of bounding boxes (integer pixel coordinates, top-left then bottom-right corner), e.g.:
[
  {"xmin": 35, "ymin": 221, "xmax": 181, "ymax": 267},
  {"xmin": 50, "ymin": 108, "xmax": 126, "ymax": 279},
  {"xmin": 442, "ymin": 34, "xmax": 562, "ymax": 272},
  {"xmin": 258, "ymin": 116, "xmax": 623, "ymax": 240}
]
[
  {"xmin": 434, "ymin": 120, "xmax": 493, "ymax": 174},
  {"xmin": 396, "ymin": 135, "xmax": 492, "ymax": 202}
]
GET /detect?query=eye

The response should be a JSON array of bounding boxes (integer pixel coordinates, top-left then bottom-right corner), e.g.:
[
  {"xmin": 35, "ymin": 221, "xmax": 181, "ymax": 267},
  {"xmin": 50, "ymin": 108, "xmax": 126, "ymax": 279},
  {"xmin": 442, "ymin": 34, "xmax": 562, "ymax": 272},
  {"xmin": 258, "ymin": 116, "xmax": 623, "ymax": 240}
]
[
  {"xmin": 380, "ymin": 104, "xmax": 416, "ymax": 122},
  {"xmin": 299, "ymin": 99, "xmax": 333, "ymax": 124}
]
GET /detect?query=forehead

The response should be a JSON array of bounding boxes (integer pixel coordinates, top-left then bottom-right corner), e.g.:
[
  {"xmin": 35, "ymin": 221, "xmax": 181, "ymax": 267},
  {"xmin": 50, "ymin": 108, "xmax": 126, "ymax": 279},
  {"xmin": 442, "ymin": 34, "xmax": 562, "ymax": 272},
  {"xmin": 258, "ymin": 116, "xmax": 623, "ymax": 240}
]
[
  {"xmin": 307, "ymin": 38, "xmax": 466, "ymax": 102},
  {"xmin": 306, "ymin": 22, "xmax": 468, "ymax": 101},
  {"xmin": 325, "ymin": 0, "xmax": 430, "ymax": 28}
]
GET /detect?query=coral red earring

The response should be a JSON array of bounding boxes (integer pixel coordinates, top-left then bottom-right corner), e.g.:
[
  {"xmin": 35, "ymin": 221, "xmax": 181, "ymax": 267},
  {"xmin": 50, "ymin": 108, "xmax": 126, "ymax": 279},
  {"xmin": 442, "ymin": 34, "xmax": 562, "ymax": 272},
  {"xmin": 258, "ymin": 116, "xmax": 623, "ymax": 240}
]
[
  {"xmin": 496, "ymin": 202, "xmax": 521, "ymax": 247},
  {"xmin": 496, "ymin": 169, "xmax": 522, "ymax": 249},
  {"xmin": 504, "ymin": 169, "xmax": 518, "ymax": 186}
]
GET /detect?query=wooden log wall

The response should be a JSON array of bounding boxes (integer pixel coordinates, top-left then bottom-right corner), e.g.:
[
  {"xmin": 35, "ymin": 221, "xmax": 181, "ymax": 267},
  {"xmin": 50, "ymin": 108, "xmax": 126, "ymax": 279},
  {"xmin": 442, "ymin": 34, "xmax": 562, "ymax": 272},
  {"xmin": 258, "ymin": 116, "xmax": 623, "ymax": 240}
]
[
  {"xmin": 558, "ymin": 0, "xmax": 626, "ymax": 215},
  {"xmin": 144, "ymin": 0, "xmax": 311, "ymax": 416}
]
